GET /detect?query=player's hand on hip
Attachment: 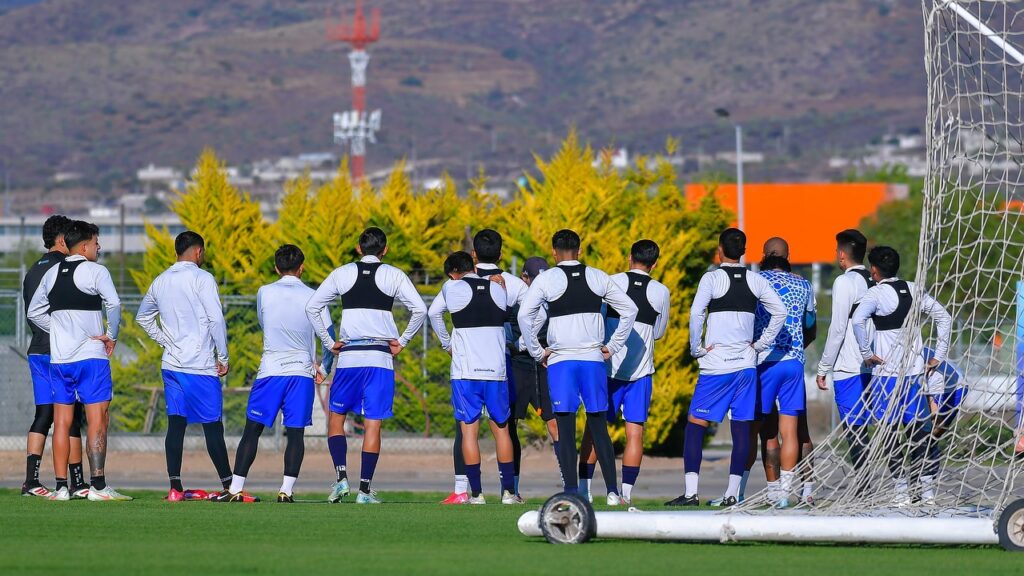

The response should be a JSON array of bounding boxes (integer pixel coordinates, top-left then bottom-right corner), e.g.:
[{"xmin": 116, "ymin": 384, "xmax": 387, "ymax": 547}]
[
  {"xmin": 815, "ymin": 374, "xmax": 828, "ymax": 391},
  {"xmin": 600, "ymin": 346, "xmax": 611, "ymax": 360},
  {"xmin": 331, "ymin": 341, "xmax": 344, "ymax": 356},
  {"xmin": 91, "ymin": 334, "xmax": 116, "ymax": 356},
  {"xmin": 489, "ymin": 275, "xmax": 506, "ymax": 289},
  {"xmin": 389, "ymin": 339, "xmax": 404, "ymax": 356},
  {"xmin": 314, "ymin": 370, "xmax": 326, "ymax": 386},
  {"xmin": 925, "ymin": 358, "xmax": 940, "ymax": 377},
  {"xmin": 864, "ymin": 355, "xmax": 884, "ymax": 368},
  {"xmin": 540, "ymin": 348, "xmax": 552, "ymax": 367},
  {"xmin": 216, "ymin": 361, "xmax": 229, "ymax": 377}
]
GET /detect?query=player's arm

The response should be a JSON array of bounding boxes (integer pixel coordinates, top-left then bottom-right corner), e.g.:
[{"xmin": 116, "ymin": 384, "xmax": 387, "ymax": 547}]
[
  {"xmin": 750, "ymin": 274, "xmax": 786, "ymax": 351},
  {"xmin": 689, "ymin": 273, "xmax": 714, "ymax": 357},
  {"xmin": 600, "ymin": 273, "xmax": 638, "ymax": 356},
  {"xmin": 803, "ymin": 284, "xmax": 818, "ymax": 347},
  {"xmin": 920, "ymin": 291, "xmax": 953, "ymax": 372},
  {"xmin": 817, "ymin": 275, "xmax": 855, "ymax": 377},
  {"xmin": 393, "ymin": 272, "xmax": 427, "ymax": 350},
  {"xmin": 135, "ymin": 286, "xmax": 168, "ymax": 346},
  {"xmin": 851, "ymin": 290, "xmax": 880, "ymax": 364},
  {"xmin": 306, "ymin": 269, "xmax": 343, "ymax": 351},
  {"xmin": 427, "ymin": 284, "xmax": 453, "ymax": 352},
  {"xmin": 653, "ymin": 284, "xmax": 671, "ymax": 341},
  {"xmin": 197, "ymin": 274, "xmax": 229, "ymax": 368},
  {"xmin": 318, "ymin": 308, "xmax": 337, "ymax": 376},
  {"xmin": 517, "ymin": 280, "xmax": 548, "ymax": 362},
  {"xmin": 94, "ymin": 266, "xmax": 121, "ymax": 342},
  {"xmin": 26, "ymin": 267, "xmax": 56, "ymax": 334}
]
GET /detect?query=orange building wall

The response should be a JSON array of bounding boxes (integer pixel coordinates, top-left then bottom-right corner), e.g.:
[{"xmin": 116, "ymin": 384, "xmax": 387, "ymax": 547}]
[{"xmin": 685, "ymin": 183, "xmax": 899, "ymax": 265}]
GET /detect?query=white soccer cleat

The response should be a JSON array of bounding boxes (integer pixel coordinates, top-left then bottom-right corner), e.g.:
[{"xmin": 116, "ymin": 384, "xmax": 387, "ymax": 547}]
[
  {"xmin": 72, "ymin": 486, "xmax": 91, "ymax": 499},
  {"xmin": 774, "ymin": 497, "xmax": 791, "ymax": 509},
  {"xmin": 87, "ymin": 486, "xmax": 133, "ymax": 501},
  {"xmin": 468, "ymin": 494, "xmax": 486, "ymax": 505},
  {"xmin": 501, "ymin": 491, "xmax": 525, "ymax": 505},
  {"xmin": 606, "ymin": 493, "xmax": 623, "ymax": 506},
  {"xmin": 890, "ymin": 493, "xmax": 912, "ymax": 508},
  {"xmin": 327, "ymin": 479, "xmax": 350, "ymax": 503},
  {"xmin": 49, "ymin": 487, "xmax": 70, "ymax": 501},
  {"xmin": 577, "ymin": 489, "xmax": 593, "ymax": 503},
  {"xmin": 355, "ymin": 490, "xmax": 381, "ymax": 504}
]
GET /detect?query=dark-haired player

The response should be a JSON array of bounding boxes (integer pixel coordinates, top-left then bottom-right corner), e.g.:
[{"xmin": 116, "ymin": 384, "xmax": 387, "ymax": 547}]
[
  {"xmin": 21, "ymin": 215, "xmax": 88, "ymax": 498},
  {"xmin": 429, "ymin": 251, "xmax": 517, "ymax": 504},
  {"xmin": 666, "ymin": 228, "xmax": 785, "ymax": 507},
  {"xmin": 222, "ymin": 245, "xmax": 335, "ymax": 503},
  {"xmin": 306, "ymin": 227, "xmax": 427, "ymax": 504},
  {"xmin": 852, "ymin": 245, "xmax": 951, "ymax": 505},
  {"xmin": 518, "ymin": 229, "xmax": 638, "ymax": 505},
  {"xmin": 136, "ymin": 231, "xmax": 234, "ymax": 501},
  {"xmin": 28, "ymin": 220, "xmax": 130, "ymax": 501}
]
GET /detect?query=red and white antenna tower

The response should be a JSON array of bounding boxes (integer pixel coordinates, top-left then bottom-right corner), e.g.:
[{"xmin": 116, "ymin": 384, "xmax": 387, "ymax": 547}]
[{"xmin": 328, "ymin": 0, "xmax": 381, "ymax": 182}]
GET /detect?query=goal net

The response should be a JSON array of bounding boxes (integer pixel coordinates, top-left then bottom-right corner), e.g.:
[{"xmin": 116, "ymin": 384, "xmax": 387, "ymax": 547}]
[{"xmin": 736, "ymin": 0, "xmax": 1024, "ymax": 520}]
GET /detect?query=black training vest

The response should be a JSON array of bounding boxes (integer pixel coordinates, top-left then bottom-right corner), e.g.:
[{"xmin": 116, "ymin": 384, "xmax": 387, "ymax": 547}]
[
  {"xmin": 24, "ymin": 251, "xmax": 66, "ymax": 354},
  {"xmin": 871, "ymin": 280, "xmax": 912, "ymax": 332},
  {"xmin": 706, "ymin": 267, "xmax": 757, "ymax": 314},
  {"xmin": 547, "ymin": 264, "xmax": 603, "ymax": 318},
  {"xmin": 450, "ymin": 277, "xmax": 506, "ymax": 329},
  {"xmin": 607, "ymin": 272, "xmax": 660, "ymax": 325},
  {"xmin": 847, "ymin": 268, "xmax": 877, "ymax": 319},
  {"xmin": 47, "ymin": 259, "xmax": 102, "ymax": 313},
  {"xmin": 341, "ymin": 262, "xmax": 394, "ymax": 311}
]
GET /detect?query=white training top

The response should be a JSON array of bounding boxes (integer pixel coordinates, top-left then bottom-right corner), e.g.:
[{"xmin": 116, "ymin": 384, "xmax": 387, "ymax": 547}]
[
  {"xmin": 428, "ymin": 273, "xmax": 508, "ymax": 381},
  {"xmin": 816, "ymin": 265, "xmax": 875, "ymax": 379},
  {"xmin": 517, "ymin": 260, "xmax": 638, "ymax": 366},
  {"xmin": 851, "ymin": 278, "xmax": 952, "ymax": 378},
  {"xmin": 604, "ymin": 270, "xmax": 670, "ymax": 381},
  {"xmin": 135, "ymin": 261, "xmax": 228, "ymax": 376},
  {"xmin": 27, "ymin": 255, "xmax": 121, "ymax": 364},
  {"xmin": 688, "ymin": 263, "xmax": 787, "ymax": 375},
  {"xmin": 474, "ymin": 262, "xmax": 528, "ymax": 308},
  {"xmin": 256, "ymin": 275, "xmax": 334, "ymax": 380},
  {"xmin": 305, "ymin": 255, "xmax": 427, "ymax": 370}
]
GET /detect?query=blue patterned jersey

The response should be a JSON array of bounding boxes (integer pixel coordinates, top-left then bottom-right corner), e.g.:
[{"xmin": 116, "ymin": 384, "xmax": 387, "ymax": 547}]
[{"xmin": 754, "ymin": 269, "xmax": 816, "ymax": 363}]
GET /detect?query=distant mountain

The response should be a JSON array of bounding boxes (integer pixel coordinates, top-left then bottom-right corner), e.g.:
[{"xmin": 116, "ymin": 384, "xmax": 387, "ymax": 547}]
[{"xmin": 0, "ymin": 0, "xmax": 925, "ymax": 189}]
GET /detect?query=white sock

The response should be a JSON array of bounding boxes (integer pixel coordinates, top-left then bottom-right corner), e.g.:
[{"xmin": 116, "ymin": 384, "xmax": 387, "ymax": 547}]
[
  {"xmin": 229, "ymin": 474, "xmax": 246, "ymax": 495},
  {"xmin": 684, "ymin": 472, "xmax": 699, "ymax": 497},
  {"xmin": 725, "ymin": 474, "xmax": 742, "ymax": 498},
  {"xmin": 780, "ymin": 469, "xmax": 795, "ymax": 496},
  {"xmin": 895, "ymin": 477, "xmax": 909, "ymax": 496},
  {"xmin": 802, "ymin": 481, "xmax": 814, "ymax": 499},
  {"xmin": 280, "ymin": 475, "xmax": 297, "ymax": 496},
  {"xmin": 582, "ymin": 478, "xmax": 592, "ymax": 494},
  {"xmin": 622, "ymin": 483, "xmax": 633, "ymax": 501},
  {"xmin": 920, "ymin": 475, "xmax": 935, "ymax": 500},
  {"xmin": 766, "ymin": 480, "xmax": 781, "ymax": 502},
  {"xmin": 454, "ymin": 475, "xmax": 468, "ymax": 495},
  {"xmin": 738, "ymin": 470, "xmax": 750, "ymax": 499}
]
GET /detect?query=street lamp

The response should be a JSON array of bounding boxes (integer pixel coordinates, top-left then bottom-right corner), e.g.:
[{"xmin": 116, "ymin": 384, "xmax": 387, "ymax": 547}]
[{"xmin": 714, "ymin": 108, "xmax": 745, "ymax": 242}]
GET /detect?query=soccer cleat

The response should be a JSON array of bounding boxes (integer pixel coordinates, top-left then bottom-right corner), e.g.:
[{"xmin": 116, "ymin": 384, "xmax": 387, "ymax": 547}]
[
  {"xmin": 277, "ymin": 492, "xmax": 294, "ymax": 503},
  {"xmin": 327, "ymin": 479, "xmax": 350, "ymax": 503},
  {"xmin": 467, "ymin": 494, "xmax": 486, "ymax": 505},
  {"xmin": 620, "ymin": 494, "xmax": 632, "ymax": 507},
  {"xmin": 441, "ymin": 492, "xmax": 469, "ymax": 505},
  {"xmin": 49, "ymin": 487, "xmax": 70, "ymax": 501},
  {"xmin": 87, "ymin": 486, "xmax": 133, "ymax": 501},
  {"xmin": 212, "ymin": 491, "xmax": 260, "ymax": 503},
  {"xmin": 606, "ymin": 493, "xmax": 623, "ymax": 506},
  {"xmin": 21, "ymin": 484, "xmax": 52, "ymax": 499},
  {"xmin": 183, "ymin": 488, "xmax": 210, "ymax": 501},
  {"xmin": 501, "ymin": 490, "xmax": 525, "ymax": 505},
  {"xmin": 71, "ymin": 486, "xmax": 91, "ymax": 499},
  {"xmin": 799, "ymin": 494, "xmax": 816, "ymax": 506},
  {"xmin": 891, "ymin": 493, "xmax": 913, "ymax": 508},
  {"xmin": 664, "ymin": 494, "xmax": 700, "ymax": 507},
  {"xmin": 774, "ymin": 497, "xmax": 791, "ymax": 509},
  {"xmin": 577, "ymin": 488, "xmax": 593, "ymax": 504},
  {"xmin": 355, "ymin": 490, "xmax": 381, "ymax": 504},
  {"xmin": 166, "ymin": 488, "xmax": 185, "ymax": 502},
  {"xmin": 709, "ymin": 496, "xmax": 737, "ymax": 507}
]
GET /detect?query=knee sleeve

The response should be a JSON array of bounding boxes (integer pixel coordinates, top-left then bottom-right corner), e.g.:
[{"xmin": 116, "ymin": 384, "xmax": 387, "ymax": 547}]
[
  {"xmin": 29, "ymin": 404, "xmax": 54, "ymax": 435},
  {"xmin": 69, "ymin": 403, "xmax": 85, "ymax": 438}
]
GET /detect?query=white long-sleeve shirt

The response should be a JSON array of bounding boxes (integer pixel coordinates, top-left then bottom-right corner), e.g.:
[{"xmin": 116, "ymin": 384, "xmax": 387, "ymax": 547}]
[
  {"xmin": 517, "ymin": 260, "xmax": 638, "ymax": 366},
  {"xmin": 428, "ymin": 273, "xmax": 508, "ymax": 381},
  {"xmin": 256, "ymin": 275, "xmax": 334, "ymax": 380},
  {"xmin": 604, "ymin": 270, "xmax": 670, "ymax": 381},
  {"xmin": 305, "ymin": 255, "xmax": 427, "ymax": 370},
  {"xmin": 817, "ymin": 265, "xmax": 874, "ymax": 378},
  {"xmin": 851, "ymin": 278, "xmax": 952, "ymax": 378},
  {"xmin": 135, "ymin": 261, "xmax": 228, "ymax": 375},
  {"xmin": 689, "ymin": 263, "xmax": 787, "ymax": 375},
  {"xmin": 27, "ymin": 255, "xmax": 121, "ymax": 364}
]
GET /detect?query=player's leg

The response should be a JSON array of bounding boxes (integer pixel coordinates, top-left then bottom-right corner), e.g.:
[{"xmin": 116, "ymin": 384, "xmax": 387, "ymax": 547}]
[
  {"xmin": 578, "ymin": 362, "xmax": 617, "ymax": 502},
  {"xmin": 160, "ymin": 371, "xmax": 189, "ymax": 498},
  {"xmin": 76, "ymin": 359, "xmax": 129, "ymax": 501},
  {"xmin": 619, "ymin": 375, "xmax": 651, "ymax": 504},
  {"xmin": 68, "ymin": 402, "xmax": 88, "ymax": 497},
  {"xmin": 759, "ymin": 409, "xmax": 780, "ymax": 503},
  {"xmin": 505, "ymin": 356, "xmax": 523, "ymax": 495},
  {"xmin": 721, "ymin": 369, "xmax": 758, "ymax": 506},
  {"xmin": 326, "ymin": 367, "xmax": 362, "ymax": 503},
  {"xmin": 485, "ymin": 378, "xmax": 519, "ymax": 503},
  {"xmin": 834, "ymin": 374, "xmax": 870, "ymax": 471},
  {"xmin": 188, "ymin": 374, "xmax": 232, "ymax": 491},
  {"xmin": 796, "ymin": 409, "xmax": 815, "ymax": 503},
  {"xmin": 51, "ymin": 402, "xmax": 74, "ymax": 500},
  {"xmin": 576, "ymin": 428, "xmax": 596, "ymax": 500},
  {"xmin": 903, "ymin": 376, "xmax": 940, "ymax": 503},
  {"xmin": 461, "ymin": 420, "xmax": 483, "ymax": 501},
  {"xmin": 222, "ymin": 419, "xmax": 265, "ymax": 502},
  {"xmin": 547, "ymin": 361, "xmax": 584, "ymax": 492},
  {"xmin": 774, "ymin": 360, "xmax": 805, "ymax": 508},
  {"xmin": 276, "ymin": 376, "xmax": 313, "ymax": 502},
  {"xmin": 442, "ymin": 424, "xmax": 468, "ymax": 504},
  {"xmin": 536, "ymin": 362, "xmax": 562, "ymax": 471},
  {"xmin": 452, "ymin": 378, "xmax": 485, "ymax": 502},
  {"xmin": 776, "ymin": 413, "xmax": 799, "ymax": 506},
  {"xmin": 355, "ymin": 367, "xmax": 396, "ymax": 504},
  {"xmin": 667, "ymin": 372, "xmax": 732, "ymax": 506},
  {"xmin": 24, "ymin": 354, "xmax": 57, "ymax": 497}
]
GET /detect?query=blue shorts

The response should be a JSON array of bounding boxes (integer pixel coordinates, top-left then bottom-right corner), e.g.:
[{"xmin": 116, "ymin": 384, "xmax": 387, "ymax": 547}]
[
  {"xmin": 758, "ymin": 360, "xmax": 805, "ymax": 416},
  {"xmin": 689, "ymin": 368, "xmax": 757, "ymax": 423},
  {"xmin": 163, "ymin": 370, "xmax": 223, "ymax": 424},
  {"xmin": 867, "ymin": 375, "xmax": 930, "ymax": 425},
  {"xmin": 547, "ymin": 360, "xmax": 608, "ymax": 414},
  {"xmin": 607, "ymin": 375, "xmax": 652, "ymax": 424},
  {"xmin": 29, "ymin": 354, "xmax": 54, "ymax": 405},
  {"xmin": 247, "ymin": 375, "xmax": 314, "ymax": 428},
  {"xmin": 330, "ymin": 366, "xmax": 395, "ymax": 420},
  {"xmin": 932, "ymin": 386, "xmax": 966, "ymax": 428},
  {"xmin": 451, "ymin": 379, "xmax": 510, "ymax": 424},
  {"xmin": 834, "ymin": 374, "xmax": 870, "ymax": 426},
  {"xmin": 51, "ymin": 359, "xmax": 113, "ymax": 405}
]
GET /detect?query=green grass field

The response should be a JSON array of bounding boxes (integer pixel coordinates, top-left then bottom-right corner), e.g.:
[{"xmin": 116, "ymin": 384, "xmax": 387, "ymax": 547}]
[{"xmin": 1, "ymin": 489, "xmax": 1019, "ymax": 575}]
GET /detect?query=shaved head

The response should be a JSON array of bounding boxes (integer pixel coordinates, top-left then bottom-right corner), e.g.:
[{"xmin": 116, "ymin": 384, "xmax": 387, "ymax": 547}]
[{"xmin": 763, "ymin": 237, "xmax": 789, "ymax": 259}]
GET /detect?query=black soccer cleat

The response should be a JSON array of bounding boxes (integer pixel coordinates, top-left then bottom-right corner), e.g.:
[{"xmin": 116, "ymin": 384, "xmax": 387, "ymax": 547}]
[
  {"xmin": 664, "ymin": 494, "xmax": 700, "ymax": 507},
  {"xmin": 211, "ymin": 491, "xmax": 261, "ymax": 503},
  {"xmin": 709, "ymin": 495, "xmax": 737, "ymax": 507},
  {"xmin": 277, "ymin": 492, "xmax": 294, "ymax": 503}
]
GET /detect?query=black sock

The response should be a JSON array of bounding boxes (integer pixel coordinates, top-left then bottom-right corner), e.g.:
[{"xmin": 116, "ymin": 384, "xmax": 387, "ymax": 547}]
[
  {"xmin": 56, "ymin": 477, "xmax": 68, "ymax": 491},
  {"xmin": 554, "ymin": 413, "xmax": 579, "ymax": 491},
  {"xmin": 91, "ymin": 475, "xmax": 106, "ymax": 490},
  {"xmin": 26, "ymin": 454, "xmax": 42, "ymax": 486},
  {"xmin": 284, "ymin": 427, "xmax": 305, "ymax": 478},
  {"xmin": 169, "ymin": 476, "xmax": 184, "ymax": 492},
  {"xmin": 165, "ymin": 416, "xmax": 187, "ymax": 490},
  {"xmin": 233, "ymin": 419, "xmax": 265, "ymax": 478},
  {"xmin": 69, "ymin": 462, "xmax": 85, "ymax": 488},
  {"xmin": 359, "ymin": 480, "xmax": 371, "ymax": 494},
  {"xmin": 509, "ymin": 421, "xmax": 522, "ymax": 477},
  {"xmin": 201, "ymin": 421, "xmax": 233, "ymax": 488},
  {"xmin": 586, "ymin": 412, "xmax": 618, "ymax": 494},
  {"xmin": 453, "ymin": 426, "xmax": 465, "ymax": 476}
]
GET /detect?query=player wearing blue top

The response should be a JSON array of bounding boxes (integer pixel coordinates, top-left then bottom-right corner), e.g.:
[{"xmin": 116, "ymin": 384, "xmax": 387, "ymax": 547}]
[
  {"xmin": 923, "ymin": 347, "xmax": 964, "ymax": 437},
  {"xmin": 666, "ymin": 228, "xmax": 786, "ymax": 507},
  {"xmin": 222, "ymin": 245, "xmax": 335, "ymax": 503}
]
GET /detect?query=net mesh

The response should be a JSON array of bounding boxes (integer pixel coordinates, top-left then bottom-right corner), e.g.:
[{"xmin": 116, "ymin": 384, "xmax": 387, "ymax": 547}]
[{"xmin": 737, "ymin": 0, "xmax": 1024, "ymax": 519}]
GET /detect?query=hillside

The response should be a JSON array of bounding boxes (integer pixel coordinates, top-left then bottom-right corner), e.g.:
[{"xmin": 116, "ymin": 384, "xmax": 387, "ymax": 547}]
[{"xmin": 0, "ymin": 0, "xmax": 925, "ymax": 188}]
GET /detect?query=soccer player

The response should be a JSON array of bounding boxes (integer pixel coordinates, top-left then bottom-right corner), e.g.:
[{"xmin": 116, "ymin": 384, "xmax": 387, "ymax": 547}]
[
  {"xmin": 306, "ymin": 227, "xmax": 427, "ymax": 504},
  {"xmin": 512, "ymin": 258, "xmax": 559, "ymax": 449},
  {"xmin": 222, "ymin": 245, "xmax": 335, "ymax": 503},
  {"xmin": 579, "ymin": 240, "xmax": 670, "ymax": 505},
  {"xmin": 429, "ymin": 251, "xmax": 518, "ymax": 504},
  {"xmin": 815, "ymin": 229, "xmax": 875, "ymax": 471},
  {"xmin": 852, "ymin": 245, "xmax": 952, "ymax": 505},
  {"xmin": 135, "ymin": 231, "xmax": 234, "ymax": 501},
  {"xmin": 27, "ymin": 220, "xmax": 130, "ymax": 501},
  {"xmin": 666, "ymin": 228, "xmax": 786, "ymax": 507},
  {"xmin": 923, "ymin": 347, "xmax": 964, "ymax": 438},
  {"xmin": 21, "ymin": 215, "xmax": 89, "ymax": 499},
  {"xmin": 517, "ymin": 229, "xmax": 638, "ymax": 505}
]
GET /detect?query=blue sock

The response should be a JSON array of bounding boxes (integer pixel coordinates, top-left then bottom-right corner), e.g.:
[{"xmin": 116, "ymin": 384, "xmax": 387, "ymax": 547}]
[
  {"xmin": 729, "ymin": 420, "xmax": 751, "ymax": 476},
  {"xmin": 587, "ymin": 462, "xmax": 596, "ymax": 479},
  {"xmin": 683, "ymin": 422, "xmax": 706, "ymax": 474},
  {"xmin": 359, "ymin": 451, "xmax": 379, "ymax": 493},
  {"xmin": 328, "ymin": 435, "xmax": 347, "ymax": 480},
  {"xmin": 466, "ymin": 463, "xmax": 482, "ymax": 496},
  {"xmin": 498, "ymin": 461, "xmax": 515, "ymax": 494},
  {"xmin": 622, "ymin": 465, "xmax": 640, "ymax": 486},
  {"xmin": 514, "ymin": 475, "xmax": 520, "ymax": 494}
]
